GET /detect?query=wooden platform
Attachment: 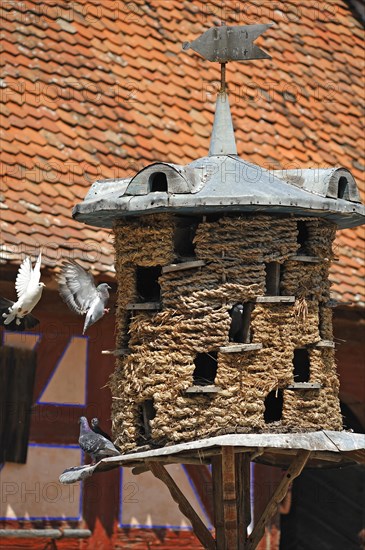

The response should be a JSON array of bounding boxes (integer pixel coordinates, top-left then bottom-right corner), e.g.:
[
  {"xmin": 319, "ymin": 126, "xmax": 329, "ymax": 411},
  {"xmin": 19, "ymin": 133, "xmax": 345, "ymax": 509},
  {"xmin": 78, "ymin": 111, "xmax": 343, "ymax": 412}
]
[{"xmin": 60, "ymin": 431, "xmax": 365, "ymax": 549}]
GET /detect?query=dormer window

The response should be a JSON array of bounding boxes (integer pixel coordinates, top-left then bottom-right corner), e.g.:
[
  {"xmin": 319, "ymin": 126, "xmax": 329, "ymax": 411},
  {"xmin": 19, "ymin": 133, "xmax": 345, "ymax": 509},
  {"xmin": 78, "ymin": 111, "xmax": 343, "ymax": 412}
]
[
  {"xmin": 338, "ymin": 176, "xmax": 349, "ymax": 200},
  {"xmin": 149, "ymin": 172, "xmax": 168, "ymax": 192}
]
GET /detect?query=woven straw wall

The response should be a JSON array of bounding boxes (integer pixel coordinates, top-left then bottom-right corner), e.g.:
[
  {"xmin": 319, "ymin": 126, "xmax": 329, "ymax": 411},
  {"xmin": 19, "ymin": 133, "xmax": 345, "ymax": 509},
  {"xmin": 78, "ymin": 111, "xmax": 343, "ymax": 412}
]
[{"xmin": 110, "ymin": 214, "xmax": 342, "ymax": 453}]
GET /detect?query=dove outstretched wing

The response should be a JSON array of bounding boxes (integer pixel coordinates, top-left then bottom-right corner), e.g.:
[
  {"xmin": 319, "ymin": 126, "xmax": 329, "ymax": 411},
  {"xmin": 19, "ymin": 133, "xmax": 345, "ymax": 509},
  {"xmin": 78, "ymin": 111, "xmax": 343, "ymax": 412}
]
[{"xmin": 58, "ymin": 260, "xmax": 99, "ymax": 315}]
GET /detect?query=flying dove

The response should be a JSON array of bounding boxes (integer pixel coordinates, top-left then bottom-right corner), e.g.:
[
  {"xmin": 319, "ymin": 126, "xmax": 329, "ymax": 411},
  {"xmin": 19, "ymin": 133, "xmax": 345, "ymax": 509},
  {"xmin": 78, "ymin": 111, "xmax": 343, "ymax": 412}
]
[
  {"xmin": 58, "ymin": 260, "xmax": 111, "ymax": 334},
  {"xmin": 0, "ymin": 253, "xmax": 45, "ymax": 331},
  {"xmin": 79, "ymin": 416, "xmax": 120, "ymax": 464}
]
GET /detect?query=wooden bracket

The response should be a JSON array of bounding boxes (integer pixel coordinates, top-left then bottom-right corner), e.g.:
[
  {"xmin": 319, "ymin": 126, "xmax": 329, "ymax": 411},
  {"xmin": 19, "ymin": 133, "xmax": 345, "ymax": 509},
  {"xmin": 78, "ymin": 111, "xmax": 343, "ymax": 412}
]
[
  {"xmin": 246, "ymin": 449, "xmax": 311, "ymax": 549},
  {"xmin": 146, "ymin": 461, "xmax": 216, "ymax": 550}
]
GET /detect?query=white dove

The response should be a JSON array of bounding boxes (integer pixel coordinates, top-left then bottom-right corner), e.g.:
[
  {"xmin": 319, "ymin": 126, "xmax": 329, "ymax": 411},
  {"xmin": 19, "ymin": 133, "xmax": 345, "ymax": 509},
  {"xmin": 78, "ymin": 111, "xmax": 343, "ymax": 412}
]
[
  {"xmin": 57, "ymin": 260, "xmax": 111, "ymax": 334},
  {"xmin": 0, "ymin": 252, "xmax": 45, "ymax": 331}
]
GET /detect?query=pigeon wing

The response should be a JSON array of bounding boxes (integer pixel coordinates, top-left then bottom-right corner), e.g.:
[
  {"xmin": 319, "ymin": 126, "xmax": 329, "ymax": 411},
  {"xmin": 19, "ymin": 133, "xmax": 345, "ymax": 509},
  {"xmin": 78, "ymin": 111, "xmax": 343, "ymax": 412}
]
[
  {"xmin": 30, "ymin": 252, "xmax": 42, "ymax": 286},
  {"xmin": 15, "ymin": 256, "xmax": 33, "ymax": 299},
  {"xmin": 79, "ymin": 432, "xmax": 103, "ymax": 455},
  {"xmin": 58, "ymin": 261, "xmax": 98, "ymax": 315}
]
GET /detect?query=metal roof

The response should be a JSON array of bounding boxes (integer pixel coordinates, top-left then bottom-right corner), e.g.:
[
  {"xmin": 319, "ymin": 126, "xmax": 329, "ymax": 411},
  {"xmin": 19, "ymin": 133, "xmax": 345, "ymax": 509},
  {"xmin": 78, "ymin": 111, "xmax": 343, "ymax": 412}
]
[{"xmin": 73, "ymin": 155, "xmax": 365, "ymax": 229}]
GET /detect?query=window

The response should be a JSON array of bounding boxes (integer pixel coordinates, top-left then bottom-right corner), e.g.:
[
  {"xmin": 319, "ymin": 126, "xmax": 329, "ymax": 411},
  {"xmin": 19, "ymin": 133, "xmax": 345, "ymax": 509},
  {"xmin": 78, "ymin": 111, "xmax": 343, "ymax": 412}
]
[
  {"xmin": 149, "ymin": 172, "xmax": 168, "ymax": 192},
  {"xmin": 173, "ymin": 217, "xmax": 199, "ymax": 257},
  {"xmin": 293, "ymin": 349, "xmax": 310, "ymax": 382},
  {"xmin": 136, "ymin": 266, "xmax": 162, "ymax": 301},
  {"xmin": 297, "ymin": 221, "xmax": 309, "ymax": 253},
  {"xmin": 265, "ymin": 262, "xmax": 281, "ymax": 296},
  {"xmin": 0, "ymin": 345, "xmax": 37, "ymax": 463},
  {"xmin": 193, "ymin": 351, "xmax": 218, "ymax": 385},
  {"xmin": 229, "ymin": 303, "xmax": 254, "ymax": 343},
  {"xmin": 137, "ymin": 399, "xmax": 156, "ymax": 444},
  {"xmin": 264, "ymin": 389, "xmax": 283, "ymax": 423},
  {"xmin": 338, "ymin": 176, "xmax": 349, "ymax": 200}
]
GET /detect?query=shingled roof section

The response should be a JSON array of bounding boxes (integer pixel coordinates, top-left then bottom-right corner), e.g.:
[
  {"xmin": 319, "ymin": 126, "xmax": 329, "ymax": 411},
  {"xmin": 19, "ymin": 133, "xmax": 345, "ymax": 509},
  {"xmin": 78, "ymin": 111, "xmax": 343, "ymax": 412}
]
[{"xmin": 0, "ymin": 1, "xmax": 364, "ymax": 305}]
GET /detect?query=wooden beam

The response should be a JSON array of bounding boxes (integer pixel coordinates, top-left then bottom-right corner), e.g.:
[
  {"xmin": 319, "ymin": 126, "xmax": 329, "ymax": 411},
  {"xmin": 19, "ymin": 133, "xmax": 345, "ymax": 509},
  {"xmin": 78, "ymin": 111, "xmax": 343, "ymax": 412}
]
[
  {"xmin": 219, "ymin": 343, "xmax": 262, "ymax": 353},
  {"xmin": 288, "ymin": 255, "xmax": 320, "ymax": 263},
  {"xmin": 126, "ymin": 302, "xmax": 161, "ymax": 311},
  {"xmin": 212, "ymin": 455, "xmax": 225, "ymax": 550},
  {"xmin": 221, "ymin": 447, "xmax": 238, "ymax": 550},
  {"xmin": 146, "ymin": 462, "xmax": 216, "ymax": 550},
  {"xmin": 242, "ymin": 454, "xmax": 251, "ymax": 537},
  {"xmin": 162, "ymin": 260, "xmax": 205, "ymax": 273},
  {"xmin": 184, "ymin": 464, "xmax": 215, "ymax": 526},
  {"xmin": 286, "ymin": 383, "xmax": 322, "ymax": 390},
  {"xmin": 247, "ymin": 450, "xmax": 311, "ymax": 550},
  {"xmin": 312, "ymin": 340, "xmax": 335, "ymax": 349},
  {"xmin": 235, "ymin": 453, "xmax": 246, "ymax": 550},
  {"xmin": 185, "ymin": 385, "xmax": 222, "ymax": 394},
  {"xmin": 256, "ymin": 296, "xmax": 295, "ymax": 304},
  {"xmin": 132, "ymin": 456, "xmax": 210, "ymax": 475},
  {"xmin": 101, "ymin": 348, "xmax": 129, "ymax": 356}
]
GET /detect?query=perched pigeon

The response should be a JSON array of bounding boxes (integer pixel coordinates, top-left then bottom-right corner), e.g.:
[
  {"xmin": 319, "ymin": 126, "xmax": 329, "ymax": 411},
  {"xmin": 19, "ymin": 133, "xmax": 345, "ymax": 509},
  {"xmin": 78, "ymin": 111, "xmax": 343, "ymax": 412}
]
[
  {"xmin": 91, "ymin": 417, "xmax": 122, "ymax": 451},
  {"xmin": 91, "ymin": 417, "xmax": 112, "ymax": 441},
  {"xmin": 58, "ymin": 260, "xmax": 111, "ymax": 334},
  {"xmin": 229, "ymin": 303, "xmax": 244, "ymax": 343},
  {"xmin": 0, "ymin": 253, "xmax": 45, "ymax": 331},
  {"xmin": 78, "ymin": 416, "xmax": 120, "ymax": 464}
]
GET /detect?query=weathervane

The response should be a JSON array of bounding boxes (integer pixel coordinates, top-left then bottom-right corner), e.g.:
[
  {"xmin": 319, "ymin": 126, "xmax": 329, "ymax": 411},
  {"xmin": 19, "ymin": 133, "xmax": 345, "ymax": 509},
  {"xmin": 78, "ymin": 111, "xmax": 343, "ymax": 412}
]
[{"xmin": 183, "ymin": 24, "xmax": 272, "ymax": 155}]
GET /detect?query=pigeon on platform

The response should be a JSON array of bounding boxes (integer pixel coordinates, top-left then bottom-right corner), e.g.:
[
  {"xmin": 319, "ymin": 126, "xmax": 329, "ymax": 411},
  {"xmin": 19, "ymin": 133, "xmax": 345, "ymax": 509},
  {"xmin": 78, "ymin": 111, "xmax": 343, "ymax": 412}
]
[
  {"xmin": 91, "ymin": 417, "xmax": 112, "ymax": 441},
  {"xmin": 57, "ymin": 260, "xmax": 111, "ymax": 334},
  {"xmin": 0, "ymin": 253, "xmax": 45, "ymax": 331},
  {"xmin": 229, "ymin": 303, "xmax": 244, "ymax": 343},
  {"xmin": 91, "ymin": 417, "xmax": 122, "ymax": 451},
  {"xmin": 78, "ymin": 416, "xmax": 120, "ymax": 464}
]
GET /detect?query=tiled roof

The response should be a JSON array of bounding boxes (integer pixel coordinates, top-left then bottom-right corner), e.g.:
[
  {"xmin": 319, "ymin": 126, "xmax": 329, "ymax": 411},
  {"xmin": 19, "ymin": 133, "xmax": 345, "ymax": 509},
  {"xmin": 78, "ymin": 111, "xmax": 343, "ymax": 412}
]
[{"xmin": 0, "ymin": 0, "xmax": 364, "ymax": 305}]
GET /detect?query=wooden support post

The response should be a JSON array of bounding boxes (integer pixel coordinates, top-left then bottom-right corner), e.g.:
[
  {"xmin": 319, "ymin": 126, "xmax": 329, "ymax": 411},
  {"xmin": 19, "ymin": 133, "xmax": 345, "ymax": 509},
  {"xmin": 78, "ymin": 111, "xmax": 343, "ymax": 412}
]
[
  {"xmin": 242, "ymin": 454, "xmax": 251, "ymax": 537},
  {"xmin": 212, "ymin": 454, "xmax": 225, "ymax": 549},
  {"xmin": 146, "ymin": 461, "xmax": 216, "ymax": 550},
  {"xmin": 247, "ymin": 450, "xmax": 311, "ymax": 550},
  {"xmin": 212, "ymin": 449, "xmax": 253, "ymax": 549},
  {"xmin": 221, "ymin": 447, "xmax": 238, "ymax": 550},
  {"xmin": 184, "ymin": 464, "xmax": 215, "ymax": 526},
  {"xmin": 235, "ymin": 453, "xmax": 245, "ymax": 550}
]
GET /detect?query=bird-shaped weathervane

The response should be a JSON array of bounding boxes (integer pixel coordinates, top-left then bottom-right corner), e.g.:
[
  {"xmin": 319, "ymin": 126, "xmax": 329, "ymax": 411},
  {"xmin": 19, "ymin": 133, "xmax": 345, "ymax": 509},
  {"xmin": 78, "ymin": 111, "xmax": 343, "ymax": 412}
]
[{"xmin": 183, "ymin": 24, "xmax": 273, "ymax": 156}]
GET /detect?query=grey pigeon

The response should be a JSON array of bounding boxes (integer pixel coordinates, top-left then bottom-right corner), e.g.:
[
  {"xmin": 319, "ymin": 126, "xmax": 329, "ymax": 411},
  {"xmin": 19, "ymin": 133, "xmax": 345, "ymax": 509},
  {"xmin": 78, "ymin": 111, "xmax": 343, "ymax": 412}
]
[
  {"xmin": 57, "ymin": 260, "xmax": 111, "ymax": 334},
  {"xmin": 0, "ymin": 253, "xmax": 45, "ymax": 331},
  {"xmin": 78, "ymin": 416, "xmax": 120, "ymax": 464},
  {"xmin": 229, "ymin": 303, "xmax": 244, "ymax": 343},
  {"xmin": 91, "ymin": 417, "xmax": 122, "ymax": 451}
]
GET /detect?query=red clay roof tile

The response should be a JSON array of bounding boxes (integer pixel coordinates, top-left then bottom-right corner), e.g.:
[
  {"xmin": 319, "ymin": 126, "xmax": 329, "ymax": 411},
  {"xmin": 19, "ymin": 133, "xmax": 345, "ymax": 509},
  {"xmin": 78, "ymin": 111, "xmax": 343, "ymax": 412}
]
[{"xmin": 0, "ymin": 0, "xmax": 364, "ymax": 305}]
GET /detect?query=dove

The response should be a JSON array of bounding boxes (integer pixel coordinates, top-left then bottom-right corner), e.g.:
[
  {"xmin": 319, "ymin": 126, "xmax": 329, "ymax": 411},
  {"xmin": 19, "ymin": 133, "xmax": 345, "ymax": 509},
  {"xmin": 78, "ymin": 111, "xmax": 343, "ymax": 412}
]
[
  {"xmin": 91, "ymin": 417, "xmax": 122, "ymax": 451},
  {"xmin": 78, "ymin": 416, "xmax": 120, "ymax": 464},
  {"xmin": 57, "ymin": 260, "xmax": 111, "ymax": 334},
  {"xmin": 0, "ymin": 253, "xmax": 45, "ymax": 331},
  {"xmin": 91, "ymin": 417, "xmax": 112, "ymax": 441},
  {"xmin": 229, "ymin": 303, "xmax": 244, "ymax": 343}
]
